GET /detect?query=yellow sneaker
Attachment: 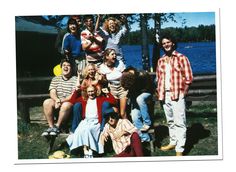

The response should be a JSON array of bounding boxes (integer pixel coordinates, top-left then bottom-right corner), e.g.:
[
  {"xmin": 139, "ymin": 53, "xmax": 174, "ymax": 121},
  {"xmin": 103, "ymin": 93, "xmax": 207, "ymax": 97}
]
[
  {"xmin": 176, "ymin": 152, "xmax": 183, "ymax": 156},
  {"xmin": 160, "ymin": 144, "xmax": 176, "ymax": 151}
]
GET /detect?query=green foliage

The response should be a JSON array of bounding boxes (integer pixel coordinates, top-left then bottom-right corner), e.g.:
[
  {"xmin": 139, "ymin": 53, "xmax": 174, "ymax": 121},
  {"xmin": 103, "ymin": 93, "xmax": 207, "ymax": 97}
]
[
  {"xmin": 122, "ymin": 24, "xmax": 215, "ymax": 45},
  {"xmin": 161, "ymin": 25, "xmax": 215, "ymax": 42},
  {"xmin": 18, "ymin": 120, "xmax": 30, "ymax": 135}
]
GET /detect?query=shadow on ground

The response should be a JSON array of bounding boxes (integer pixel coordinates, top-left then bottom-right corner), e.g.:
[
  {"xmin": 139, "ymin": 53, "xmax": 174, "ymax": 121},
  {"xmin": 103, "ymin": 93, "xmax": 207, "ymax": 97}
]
[
  {"xmin": 184, "ymin": 123, "xmax": 211, "ymax": 155},
  {"xmin": 149, "ymin": 123, "xmax": 211, "ymax": 155}
]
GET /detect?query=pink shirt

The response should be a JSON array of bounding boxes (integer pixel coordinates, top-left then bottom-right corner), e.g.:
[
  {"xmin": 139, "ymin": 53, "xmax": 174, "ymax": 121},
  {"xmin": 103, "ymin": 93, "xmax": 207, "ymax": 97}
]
[{"xmin": 101, "ymin": 119, "xmax": 138, "ymax": 154}]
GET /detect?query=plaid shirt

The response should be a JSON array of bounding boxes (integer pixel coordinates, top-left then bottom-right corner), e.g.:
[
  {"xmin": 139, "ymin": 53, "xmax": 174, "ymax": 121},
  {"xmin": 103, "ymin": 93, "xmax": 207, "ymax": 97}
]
[
  {"xmin": 156, "ymin": 50, "xmax": 193, "ymax": 100},
  {"xmin": 101, "ymin": 119, "xmax": 138, "ymax": 155}
]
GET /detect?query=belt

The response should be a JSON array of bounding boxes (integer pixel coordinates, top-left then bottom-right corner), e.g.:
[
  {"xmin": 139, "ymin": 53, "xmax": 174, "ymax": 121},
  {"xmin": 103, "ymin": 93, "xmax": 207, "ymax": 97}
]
[
  {"xmin": 87, "ymin": 59, "xmax": 103, "ymax": 64},
  {"xmin": 109, "ymin": 82, "xmax": 120, "ymax": 86}
]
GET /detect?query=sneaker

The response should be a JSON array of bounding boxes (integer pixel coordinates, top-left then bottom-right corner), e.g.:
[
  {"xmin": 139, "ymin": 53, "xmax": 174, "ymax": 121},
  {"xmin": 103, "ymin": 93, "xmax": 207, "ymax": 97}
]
[
  {"xmin": 140, "ymin": 124, "xmax": 150, "ymax": 132},
  {"xmin": 41, "ymin": 127, "xmax": 53, "ymax": 136},
  {"xmin": 49, "ymin": 126, "xmax": 60, "ymax": 136},
  {"xmin": 84, "ymin": 154, "xmax": 90, "ymax": 158}
]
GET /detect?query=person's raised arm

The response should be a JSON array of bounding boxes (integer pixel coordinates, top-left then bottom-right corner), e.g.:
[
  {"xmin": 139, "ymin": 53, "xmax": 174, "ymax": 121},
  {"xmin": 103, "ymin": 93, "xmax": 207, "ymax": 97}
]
[
  {"xmin": 119, "ymin": 15, "xmax": 129, "ymax": 32},
  {"xmin": 94, "ymin": 14, "xmax": 101, "ymax": 32}
]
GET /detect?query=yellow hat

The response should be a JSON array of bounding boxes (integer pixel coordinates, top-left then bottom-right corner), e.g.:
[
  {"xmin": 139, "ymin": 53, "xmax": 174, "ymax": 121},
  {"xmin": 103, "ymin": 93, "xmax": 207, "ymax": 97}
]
[
  {"xmin": 53, "ymin": 64, "xmax": 62, "ymax": 76},
  {"xmin": 48, "ymin": 150, "xmax": 70, "ymax": 159}
]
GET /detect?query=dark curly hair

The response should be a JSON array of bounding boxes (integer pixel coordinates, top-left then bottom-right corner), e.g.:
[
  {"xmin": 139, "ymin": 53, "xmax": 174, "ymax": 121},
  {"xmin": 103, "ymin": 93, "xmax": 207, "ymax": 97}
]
[
  {"xmin": 105, "ymin": 112, "xmax": 119, "ymax": 123},
  {"xmin": 120, "ymin": 72, "xmax": 136, "ymax": 90},
  {"xmin": 83, "ymin": 15, "xmax": 94, "ymax": 22},
  {"xmin": 120, "ymin": 66, "xmax": 138, "ymax": 90},
  {"xmin": 60, "ymin": 58, "xmax": 73, "ymax": 69},
  {"xmin": 67, "ymin": 18, "xmax": 79, "ymax": 33}
]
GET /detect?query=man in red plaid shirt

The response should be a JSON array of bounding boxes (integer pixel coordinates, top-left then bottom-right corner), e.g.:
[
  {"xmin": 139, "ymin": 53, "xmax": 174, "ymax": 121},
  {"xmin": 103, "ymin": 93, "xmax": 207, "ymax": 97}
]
[{"xmin": 156, "ymin": 35, "xmax": 193, "ymax": 156}]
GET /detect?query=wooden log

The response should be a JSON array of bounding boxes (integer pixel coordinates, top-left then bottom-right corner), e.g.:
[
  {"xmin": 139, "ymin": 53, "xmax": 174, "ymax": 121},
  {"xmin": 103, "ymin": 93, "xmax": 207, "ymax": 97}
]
[
  {"xmin": 188, "ymin": 89, "xmax": 216, "ymax": 96},
  {"xmin": 17, "ymin": 76, "xmax": 53, "ymax": 82},
  {"xmin": 17, "ymin": 94, "xmax": 49, "ymax": 99}
]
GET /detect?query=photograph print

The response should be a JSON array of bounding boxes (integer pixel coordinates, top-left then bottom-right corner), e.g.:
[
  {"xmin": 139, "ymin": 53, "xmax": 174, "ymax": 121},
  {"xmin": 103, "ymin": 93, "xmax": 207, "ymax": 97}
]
[{"xmin": 15, "ymin": 11, "xmax": 221, "ymax": 162}]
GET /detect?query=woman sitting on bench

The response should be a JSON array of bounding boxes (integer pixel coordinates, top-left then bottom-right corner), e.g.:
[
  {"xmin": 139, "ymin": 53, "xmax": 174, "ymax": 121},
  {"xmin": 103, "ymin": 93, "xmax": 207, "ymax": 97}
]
[{"xmin": 66, "ymin": 85, "xmax": 117, "ymax": 158}]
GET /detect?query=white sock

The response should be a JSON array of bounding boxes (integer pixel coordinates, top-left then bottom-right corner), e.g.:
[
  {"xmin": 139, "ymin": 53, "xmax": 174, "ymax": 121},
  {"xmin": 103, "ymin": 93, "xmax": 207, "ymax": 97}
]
[{"xmin": 88, "ymin": 149, "xmax": 93, "ymax": 156}]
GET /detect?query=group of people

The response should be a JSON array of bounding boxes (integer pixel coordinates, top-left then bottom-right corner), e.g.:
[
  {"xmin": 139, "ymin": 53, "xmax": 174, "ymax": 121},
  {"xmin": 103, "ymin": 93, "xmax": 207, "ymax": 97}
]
[{"xmin": 42, "ymin": 14, "xmax": 193, "ymax": 158}]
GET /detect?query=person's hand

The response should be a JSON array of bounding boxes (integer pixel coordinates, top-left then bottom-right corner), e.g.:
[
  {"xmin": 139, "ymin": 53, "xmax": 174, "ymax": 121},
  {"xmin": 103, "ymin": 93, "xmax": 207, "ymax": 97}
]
[
  {"xmin": 64, "ymin": 52, "xmax": 70, "ymax": 60},
  {"xmin": 119, "ymin": 15, "xmax": 126, "ymax": 24},
  {"xmin": 55, "ymin": 98, "xmax": 61, "ymax": 109},
  {"xmin": 97, "ymin": 74, "xmax": 103, "ymax": 81},
  {"xmin": 100, "ymin": 134, "xmax": 108, "ymax": 145},
  {"xmin": 87, "ymin": 33, "xmax": 94, "ymax": 41},
  {"xmin": 183, "ymin": 85, "xmax": 190, "ymax": 97},
  {"xmin": 77, "ymin": 69, "xmax": 82, "ymax": 76},
  {"xmin": 102, "ymin": 88, "xmax": 109, "ymax": 94}
]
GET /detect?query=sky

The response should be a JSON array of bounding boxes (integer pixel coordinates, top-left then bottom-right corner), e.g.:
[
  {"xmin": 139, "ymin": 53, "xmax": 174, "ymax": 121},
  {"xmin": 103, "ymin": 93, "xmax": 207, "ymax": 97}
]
[
  {"xmin": 15, "ymin": 12, "xmax": 215, "ymax": 33},
  {"xmin": 130, "ymin": 12, "xmax": 215, "ymax": 31},
  {"xmin": 161, "ymin": 12, "xmax": 215, "ymax": 28}
]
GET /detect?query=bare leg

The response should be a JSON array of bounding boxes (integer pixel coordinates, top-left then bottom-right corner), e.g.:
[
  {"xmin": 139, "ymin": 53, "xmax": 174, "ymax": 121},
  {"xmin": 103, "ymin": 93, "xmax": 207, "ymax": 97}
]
[
  {"xmin": 83, "ymin": 145, "xmax": 89, "ymax": 157},
  {"xmin": 119, "ymin": 97, "xmax": 127, "ymax": 119},
  {"xmin": 55, "ymin": 102, "xmax": 73, "ymax": 128},
  {"xmin": 43, "ymin": 98, "xmax": 56, "ymax": 128}
]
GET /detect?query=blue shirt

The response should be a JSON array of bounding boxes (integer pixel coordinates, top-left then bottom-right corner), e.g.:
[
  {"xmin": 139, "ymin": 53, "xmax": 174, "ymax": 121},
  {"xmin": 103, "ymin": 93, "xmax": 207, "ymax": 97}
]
[{"xmin": 63, "ymin": 34, "xmax": 82, "ymax": 58}]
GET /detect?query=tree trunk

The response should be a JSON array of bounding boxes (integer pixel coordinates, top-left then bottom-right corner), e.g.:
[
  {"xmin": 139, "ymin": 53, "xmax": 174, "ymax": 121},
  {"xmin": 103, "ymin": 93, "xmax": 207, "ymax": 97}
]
[
  {"xmin": 140, "ymin": 13, "xmax": 150, "ymax": 71},
  {"xmin": 152, "ymin": 13, "xmax": 161, "ymax": 72}
]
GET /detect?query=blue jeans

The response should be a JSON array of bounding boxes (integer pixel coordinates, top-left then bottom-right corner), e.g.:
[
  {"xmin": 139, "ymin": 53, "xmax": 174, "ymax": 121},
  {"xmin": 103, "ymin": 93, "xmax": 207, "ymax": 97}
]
[
  {"xmin": 101, "ymin": 101, "xmax": 115, "ymax": 131},
  {"xmin": 71, "ymin": 102, "xmax": 82, "ymax": 133},
  {"xmin": 131, "ymin": 92, "xmax": 152, "ymax": 142}
]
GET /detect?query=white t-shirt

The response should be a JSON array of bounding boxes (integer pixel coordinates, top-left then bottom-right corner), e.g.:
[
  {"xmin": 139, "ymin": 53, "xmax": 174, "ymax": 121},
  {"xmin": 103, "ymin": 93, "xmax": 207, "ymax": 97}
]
[
  {"xmin": 165, "ymin": 62, "xmax": 171, "ymax": 90},
  {"xmin": 85, "ymin": 98, "xmax": 98, "ymax": 119},
  {"xmin": 99, "ymin": 60, "xmax": 126, "ymax": 83}
]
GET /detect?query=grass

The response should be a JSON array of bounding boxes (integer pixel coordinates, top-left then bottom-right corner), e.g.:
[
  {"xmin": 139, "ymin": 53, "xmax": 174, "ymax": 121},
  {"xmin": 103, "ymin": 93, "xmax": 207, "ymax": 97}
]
[{"xmin": 17, "ymin": 102, "xmax": 219, "ymax": 159}]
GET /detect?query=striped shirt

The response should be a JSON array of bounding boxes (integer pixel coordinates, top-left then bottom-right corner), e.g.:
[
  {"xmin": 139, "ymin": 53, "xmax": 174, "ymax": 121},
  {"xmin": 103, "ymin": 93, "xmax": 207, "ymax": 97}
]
[
  {"xmin": 81, "ymin": 28, "xmax": 104, "ymax": 62},
  {"xmin": 156, "ymin": 50, "xmax": 193, "ymax": 100},
  {"xmin": 101, "ymin": 119, "xmax": 138, "ymax": 154},
  {"xmin": 49, "ymin": 76, "xmax": 77, "ymax": 99}
]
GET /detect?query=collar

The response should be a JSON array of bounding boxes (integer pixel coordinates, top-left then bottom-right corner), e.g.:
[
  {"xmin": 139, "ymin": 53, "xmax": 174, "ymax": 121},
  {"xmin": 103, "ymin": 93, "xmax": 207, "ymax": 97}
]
[
  {"xmin": 162, "ymin": 50, "xmax": 179, "ymax": 59},
  {"xmin": 61, "ymin": 75, "xmax": 71, "ymax": 81}
]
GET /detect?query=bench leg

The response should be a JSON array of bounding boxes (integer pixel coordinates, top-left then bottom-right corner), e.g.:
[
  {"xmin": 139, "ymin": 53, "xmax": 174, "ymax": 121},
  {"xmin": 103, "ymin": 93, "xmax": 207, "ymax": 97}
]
[
  {"xmin": 149, "ymin": 140, "xmax": 154, "ymax": 153},
  {"xmin": 44, "ymin": 135, "xmax": 57, "ymax": 155},
  {"xmin": 18, "ymin": 100, "xmax": 30, "ymax": 123}
]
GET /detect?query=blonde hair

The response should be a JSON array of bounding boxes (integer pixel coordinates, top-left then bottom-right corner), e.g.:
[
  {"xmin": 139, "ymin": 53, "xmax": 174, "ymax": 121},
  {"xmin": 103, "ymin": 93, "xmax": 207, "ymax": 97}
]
[
  {"xmin": 81, "ymin": 63, "xmax": 106, "ymax": 96},
  {"xmin": 103, "ymin": 17, "xmax": 121, "ymax": 34},
  {"xmin": 82, "ymin": 63, "xmax": 97, "ymax": 79},
  {"xmin": 82, "ymin": 84, "xmax": 101, "ymax": 100}
]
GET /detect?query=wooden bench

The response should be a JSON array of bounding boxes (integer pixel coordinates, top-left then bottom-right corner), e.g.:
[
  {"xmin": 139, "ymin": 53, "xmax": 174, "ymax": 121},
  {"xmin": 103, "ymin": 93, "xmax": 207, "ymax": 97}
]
[
  {"xmin": 148, "ymin": 128, "xmax": 156, "ymax": 153},
  {"xmin": 17, "ymin": 77, "xmax": 52, "ymax": 123},
  {"xmin": 17, "ymin": 74, "xmax": 217, "ymax": 123}
]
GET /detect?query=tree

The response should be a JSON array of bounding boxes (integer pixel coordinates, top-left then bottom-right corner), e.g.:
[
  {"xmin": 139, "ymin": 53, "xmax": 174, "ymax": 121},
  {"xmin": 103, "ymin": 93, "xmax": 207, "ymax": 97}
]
[
  {"xmin": 140, "ymin": 13, "xmax": 150, "ymax": 71},
  {"xmin": 152, "ymin": 13, "xmax": 178, "ymax": 70}
]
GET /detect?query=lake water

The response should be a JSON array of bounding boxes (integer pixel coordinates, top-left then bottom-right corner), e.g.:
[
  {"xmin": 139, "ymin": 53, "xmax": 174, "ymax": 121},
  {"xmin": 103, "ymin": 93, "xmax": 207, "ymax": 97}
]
[
  {"xmin": 16, "ymin": 31, "xmax": 216, "ymax": 77},
  {"xmin": 123, "ymin": 42, "xmax": 216, "ymax": 74}
]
